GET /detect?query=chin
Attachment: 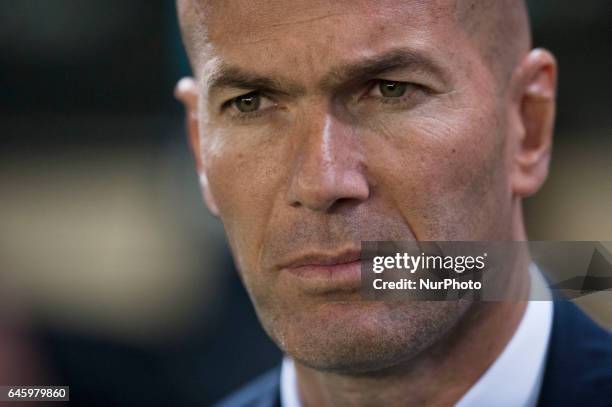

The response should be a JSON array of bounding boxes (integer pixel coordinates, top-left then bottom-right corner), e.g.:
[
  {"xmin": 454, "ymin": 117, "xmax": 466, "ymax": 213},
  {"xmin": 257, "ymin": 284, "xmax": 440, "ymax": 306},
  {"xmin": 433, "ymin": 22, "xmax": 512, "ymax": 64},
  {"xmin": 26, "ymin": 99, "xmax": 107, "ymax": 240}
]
[{"xmin": 263, "ymin": 300, "xmax": 470, "ymax": 374}]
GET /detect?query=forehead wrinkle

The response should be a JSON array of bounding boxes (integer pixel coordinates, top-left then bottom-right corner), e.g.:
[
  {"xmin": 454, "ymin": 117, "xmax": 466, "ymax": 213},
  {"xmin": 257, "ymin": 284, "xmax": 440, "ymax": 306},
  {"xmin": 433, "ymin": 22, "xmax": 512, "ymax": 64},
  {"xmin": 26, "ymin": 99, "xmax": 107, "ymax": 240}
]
[{"xmin": 264, "ymin": 11, "xmax": 360, "ymax": 30}]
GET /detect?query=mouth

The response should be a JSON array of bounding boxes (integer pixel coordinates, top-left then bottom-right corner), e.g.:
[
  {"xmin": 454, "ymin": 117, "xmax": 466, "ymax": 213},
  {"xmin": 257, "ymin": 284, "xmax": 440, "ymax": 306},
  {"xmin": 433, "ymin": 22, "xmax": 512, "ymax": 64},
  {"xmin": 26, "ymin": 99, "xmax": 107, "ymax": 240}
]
[{"xmin": 279, "ymin": 248, "xmax": 364, "ymax": 293}]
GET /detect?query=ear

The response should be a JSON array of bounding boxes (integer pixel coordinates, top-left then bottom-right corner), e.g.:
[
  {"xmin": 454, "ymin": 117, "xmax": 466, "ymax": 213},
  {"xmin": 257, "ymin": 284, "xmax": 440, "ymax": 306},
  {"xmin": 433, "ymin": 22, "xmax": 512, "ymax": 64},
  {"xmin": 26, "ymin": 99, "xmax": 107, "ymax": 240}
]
[
  {"xmin": 508, "ymin": 48, "xmax": 558, "ymax": 198},
  {"xmin": 175, "ymin": 77, "xmax": 220, "ymax": 216}
]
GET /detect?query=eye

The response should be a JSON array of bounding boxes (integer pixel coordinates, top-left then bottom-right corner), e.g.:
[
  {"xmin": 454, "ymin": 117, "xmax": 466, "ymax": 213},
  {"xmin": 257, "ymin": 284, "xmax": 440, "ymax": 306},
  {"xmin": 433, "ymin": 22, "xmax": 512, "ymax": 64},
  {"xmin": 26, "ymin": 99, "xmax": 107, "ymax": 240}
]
[
  {"xmin": 225, "ymin": 91, "xmax": 278, "ymax": 118},
  {"xmin": 376, "ymin": 80, "xmax": 408, "ymax": 98},
  {"xmin": 362, "ymin": 79, "xmax": 429, "ymax": 108},
  {"xmin": 233, "ymin": 92, "xmax": 261, "ymax": 113}
]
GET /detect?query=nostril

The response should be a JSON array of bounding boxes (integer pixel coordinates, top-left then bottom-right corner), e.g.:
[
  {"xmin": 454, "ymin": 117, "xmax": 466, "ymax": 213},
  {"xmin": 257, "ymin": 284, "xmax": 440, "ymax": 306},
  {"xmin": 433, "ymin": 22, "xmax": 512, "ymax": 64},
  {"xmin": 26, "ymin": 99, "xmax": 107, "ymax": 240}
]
[
  {"xmin": 327, "ymin": 197, "xmax": 364, "ymax": 213},
  {"xmin": 287, "ymin": 175, "xmax": 370, "ymax": 213}
]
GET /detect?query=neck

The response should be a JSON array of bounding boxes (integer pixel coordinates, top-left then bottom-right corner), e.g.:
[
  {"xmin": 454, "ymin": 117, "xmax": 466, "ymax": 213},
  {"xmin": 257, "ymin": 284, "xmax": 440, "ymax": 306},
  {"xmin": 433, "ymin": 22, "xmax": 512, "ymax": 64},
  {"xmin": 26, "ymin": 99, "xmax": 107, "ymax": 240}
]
[{"xmin": 295, "ymin": 208, "xmax": 531, "ymax": 407}]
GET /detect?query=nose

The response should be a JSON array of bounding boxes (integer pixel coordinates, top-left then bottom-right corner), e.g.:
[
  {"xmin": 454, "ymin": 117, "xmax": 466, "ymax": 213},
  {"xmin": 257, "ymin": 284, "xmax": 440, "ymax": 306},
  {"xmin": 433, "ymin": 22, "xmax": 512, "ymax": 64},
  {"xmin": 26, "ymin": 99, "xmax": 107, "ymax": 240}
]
[{"xmin": 287, "ymin": 113, "xmax": 370, "ymax": 212}]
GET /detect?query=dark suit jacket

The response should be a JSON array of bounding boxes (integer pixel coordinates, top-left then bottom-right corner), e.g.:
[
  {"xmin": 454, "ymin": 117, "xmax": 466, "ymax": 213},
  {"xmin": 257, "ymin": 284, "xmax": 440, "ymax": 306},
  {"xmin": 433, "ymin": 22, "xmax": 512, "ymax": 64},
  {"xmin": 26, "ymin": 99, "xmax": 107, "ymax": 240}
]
[{"xmin": 214, "ymin": 300, "xmax": 612, "ymax": 407}]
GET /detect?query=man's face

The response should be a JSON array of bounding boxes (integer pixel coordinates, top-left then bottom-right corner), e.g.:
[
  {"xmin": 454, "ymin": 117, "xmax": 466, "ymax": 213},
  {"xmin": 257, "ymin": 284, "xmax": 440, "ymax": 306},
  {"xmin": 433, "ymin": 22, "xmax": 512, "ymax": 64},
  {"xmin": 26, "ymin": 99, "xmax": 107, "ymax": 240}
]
[{"xmin": 190, "ymin": 0, "xmax": 517, "ymax": 372}]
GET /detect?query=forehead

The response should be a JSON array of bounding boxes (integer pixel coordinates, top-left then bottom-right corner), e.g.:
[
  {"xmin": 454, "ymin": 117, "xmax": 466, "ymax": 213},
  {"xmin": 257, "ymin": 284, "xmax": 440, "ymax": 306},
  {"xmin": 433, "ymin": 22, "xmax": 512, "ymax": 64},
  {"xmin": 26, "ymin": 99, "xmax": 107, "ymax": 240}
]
[
  {"xmin": 190, "ymin": 0, "xmax": 471, "ymax": 82},
  {"xmin": 204, "ymin": 0, "xmax": 454, "ymax": 37}
]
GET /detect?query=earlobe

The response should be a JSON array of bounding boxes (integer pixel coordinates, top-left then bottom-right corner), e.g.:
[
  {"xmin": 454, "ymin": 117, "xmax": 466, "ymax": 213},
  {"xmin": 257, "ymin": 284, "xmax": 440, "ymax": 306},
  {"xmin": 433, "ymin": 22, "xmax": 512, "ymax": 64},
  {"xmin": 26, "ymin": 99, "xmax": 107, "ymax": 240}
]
[
  {"xmin": 199, "ymin": 173, "xmax": 220, "ymax": 217},
  {"xmin": 175, "ymin": 77, "xmax": 220, "ymax": 217},
  {"xmin": 510, "ymin": 48, "xmax": 558, "ymax": 198}
]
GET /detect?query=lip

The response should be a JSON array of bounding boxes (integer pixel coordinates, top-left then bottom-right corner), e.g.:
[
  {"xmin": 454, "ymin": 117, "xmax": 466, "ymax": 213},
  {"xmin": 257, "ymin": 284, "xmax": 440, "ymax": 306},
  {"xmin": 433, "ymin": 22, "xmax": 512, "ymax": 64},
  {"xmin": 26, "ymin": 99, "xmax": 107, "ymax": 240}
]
[
  {"xmin": 280, "ymin": 249, "xmax": 362, "ymax": 269},
  {"xmin": 279, "ymin": 249, "xmax": 364, "ymax": 293}
]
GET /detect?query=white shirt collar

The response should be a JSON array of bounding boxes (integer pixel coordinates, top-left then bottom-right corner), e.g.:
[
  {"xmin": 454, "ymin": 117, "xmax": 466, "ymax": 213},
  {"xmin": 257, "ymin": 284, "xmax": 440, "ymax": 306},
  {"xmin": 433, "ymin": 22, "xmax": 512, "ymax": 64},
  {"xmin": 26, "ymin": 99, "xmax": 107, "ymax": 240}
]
[
  {"xmin": 281, "ymin": 264, "xmax": 553, "ymax": 407},
  {"xmin": 281, "ymin": 357, "xmax": 301, "ymax": 407},
  {"xmin": 455, "ymin": 264, "xmax": 553, "ymax": 407}
]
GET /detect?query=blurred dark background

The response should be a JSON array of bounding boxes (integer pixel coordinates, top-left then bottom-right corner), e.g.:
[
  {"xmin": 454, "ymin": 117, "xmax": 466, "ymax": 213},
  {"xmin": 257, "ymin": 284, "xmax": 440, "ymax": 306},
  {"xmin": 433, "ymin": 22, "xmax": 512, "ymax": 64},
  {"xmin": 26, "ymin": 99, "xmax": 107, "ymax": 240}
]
[{"xmin": 0, "ymin": 1, "xmax": 610, "ymax": 406}]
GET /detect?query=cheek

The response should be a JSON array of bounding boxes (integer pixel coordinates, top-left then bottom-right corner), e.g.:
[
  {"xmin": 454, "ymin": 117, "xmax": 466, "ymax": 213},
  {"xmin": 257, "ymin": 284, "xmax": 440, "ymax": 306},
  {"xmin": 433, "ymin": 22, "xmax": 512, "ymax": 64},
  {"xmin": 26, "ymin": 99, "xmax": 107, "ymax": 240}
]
[
  {"xmin": 365, "ymin": 105, "xmax": 509, "ymax": 240},
  {"xmin": 203, "ymin": 127, "xmax": 288, "ymax": 274}
]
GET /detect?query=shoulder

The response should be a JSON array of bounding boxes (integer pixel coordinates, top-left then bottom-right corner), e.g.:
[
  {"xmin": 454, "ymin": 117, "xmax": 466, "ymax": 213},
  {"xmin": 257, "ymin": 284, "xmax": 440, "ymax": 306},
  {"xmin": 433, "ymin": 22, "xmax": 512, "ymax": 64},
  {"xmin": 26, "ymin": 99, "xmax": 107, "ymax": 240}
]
[
  {"xmin": 213, "ymin": 367, "xmax": 281, "ymax": 407},
  {"xmin": 538, "ymin": 299, "xmax": 612, "ymax": 407}
]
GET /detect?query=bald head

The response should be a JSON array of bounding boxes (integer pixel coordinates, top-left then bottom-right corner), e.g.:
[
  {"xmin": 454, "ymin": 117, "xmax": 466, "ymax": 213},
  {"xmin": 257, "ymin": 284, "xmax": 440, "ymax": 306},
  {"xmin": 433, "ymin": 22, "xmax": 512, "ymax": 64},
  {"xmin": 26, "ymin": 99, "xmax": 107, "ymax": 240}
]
[
  {"xmin": 177, "ymin": 0, "xmax": 531, "ymax": 88},
  {"xmin": 456, "ymin": 0, "xmax": 531, "ymax": 83}
]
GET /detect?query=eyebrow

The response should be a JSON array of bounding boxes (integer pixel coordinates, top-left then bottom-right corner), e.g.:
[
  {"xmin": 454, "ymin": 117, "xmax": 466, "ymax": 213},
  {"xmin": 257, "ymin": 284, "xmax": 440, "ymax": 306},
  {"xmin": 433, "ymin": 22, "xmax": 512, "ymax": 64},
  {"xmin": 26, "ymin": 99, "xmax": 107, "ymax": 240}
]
[
  {"xmin": 320, "ymin": 48, "xmax": 449, "ymax": 90},
  {"xmin": 207, "ymin": 66, "xmax": 306, "ymax": 96},
  {"xmin": 206, "ymin": 47, "xmax": 448, "ymax": 97}
]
